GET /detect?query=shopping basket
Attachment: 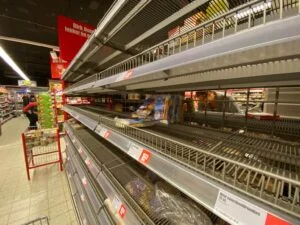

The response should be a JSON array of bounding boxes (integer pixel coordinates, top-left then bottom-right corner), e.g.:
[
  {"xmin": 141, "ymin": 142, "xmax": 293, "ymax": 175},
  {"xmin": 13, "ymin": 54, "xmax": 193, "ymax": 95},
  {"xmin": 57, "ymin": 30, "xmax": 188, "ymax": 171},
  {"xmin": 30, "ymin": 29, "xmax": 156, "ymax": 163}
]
[
  {"xmin": 21, "ymin": 128, "xmax": 63, "ymax": 180},
  {"xmin": 22, "ymin": 216, "xmax": 49, "ymax": 225}
]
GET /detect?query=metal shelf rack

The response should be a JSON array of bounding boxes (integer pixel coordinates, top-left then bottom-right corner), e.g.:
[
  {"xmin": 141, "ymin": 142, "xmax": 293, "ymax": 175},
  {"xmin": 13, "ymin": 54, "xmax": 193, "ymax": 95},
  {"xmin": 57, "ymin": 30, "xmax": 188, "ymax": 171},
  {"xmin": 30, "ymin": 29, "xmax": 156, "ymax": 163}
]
[
  {"xmin": 63, "ymin": 104, "xmax": 300, "ymax": 225},
  {"xmin": 64, "ymin": 0, "xmax": 300, "ymax": 95},
  {"xmin": 62, "ymin": 1, "xmax": 300, "ymax": 225}
]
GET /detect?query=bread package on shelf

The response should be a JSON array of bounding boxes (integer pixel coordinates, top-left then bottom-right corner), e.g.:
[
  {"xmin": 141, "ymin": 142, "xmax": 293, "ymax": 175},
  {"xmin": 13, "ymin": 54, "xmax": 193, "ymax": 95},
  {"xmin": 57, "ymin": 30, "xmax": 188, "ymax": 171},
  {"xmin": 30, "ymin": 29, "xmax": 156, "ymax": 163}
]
[{"xmin": 125, "ymin": 178, "xmax": 213, "ymax": 225}]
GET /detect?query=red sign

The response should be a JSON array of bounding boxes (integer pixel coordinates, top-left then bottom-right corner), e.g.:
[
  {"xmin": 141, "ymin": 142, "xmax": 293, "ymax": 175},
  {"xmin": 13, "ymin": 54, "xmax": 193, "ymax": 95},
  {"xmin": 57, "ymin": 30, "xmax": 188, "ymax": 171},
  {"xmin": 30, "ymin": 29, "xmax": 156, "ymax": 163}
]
[
  {"xmin": 50, "ymin": 57, "xmax": 69, "ymax": 79},
  {"xmin": 104, "ymin": 131, "xmax": 111, "ymax": 139},
  {"xmin": 265, "ymin": 214, "xmax": 292, "ymax": 225},
  {"xmin": 118, "ymin": 204, "xmax": 126, "ymax": 218},
  {"xmin": 58, "ymin": 15, "xmax": 95, "ymax": 61},
  {"xmin": 138, "ymin": 149, "xmax": 152, "ymax": 164}
]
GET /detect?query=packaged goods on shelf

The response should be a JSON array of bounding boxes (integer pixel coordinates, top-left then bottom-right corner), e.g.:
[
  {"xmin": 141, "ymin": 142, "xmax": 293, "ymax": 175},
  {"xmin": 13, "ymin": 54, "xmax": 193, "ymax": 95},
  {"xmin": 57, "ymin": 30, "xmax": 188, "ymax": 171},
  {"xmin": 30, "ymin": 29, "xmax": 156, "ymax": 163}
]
[
  {"xmin": 125, "ymin": 178, "xmax": 213, "ymax": 225},
  {"xmin": 37, "ymin": 93, "xmax": 55, "ymax": 129}
]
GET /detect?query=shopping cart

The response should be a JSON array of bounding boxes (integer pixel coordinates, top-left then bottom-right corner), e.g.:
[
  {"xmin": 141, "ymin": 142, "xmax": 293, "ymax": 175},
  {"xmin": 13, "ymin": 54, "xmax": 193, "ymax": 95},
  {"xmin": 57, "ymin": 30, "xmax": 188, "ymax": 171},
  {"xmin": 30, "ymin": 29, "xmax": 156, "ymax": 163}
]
[
  {"xmin": 22, "ymin": 216, "xmax": 49, "ymax": 225},
  {"xmin": 21, "ymin": 128, "xmax": 63, "ymax": 180}
]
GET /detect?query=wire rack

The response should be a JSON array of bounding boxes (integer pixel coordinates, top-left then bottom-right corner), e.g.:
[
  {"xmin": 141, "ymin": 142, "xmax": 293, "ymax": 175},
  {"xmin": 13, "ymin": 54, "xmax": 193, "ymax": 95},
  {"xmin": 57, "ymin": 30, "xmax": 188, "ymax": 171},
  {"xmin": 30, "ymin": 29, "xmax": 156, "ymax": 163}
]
[
  {"xmin": 65, "ymin": 0, "xmax": 300, "ymax": 90},
  {"xmin": 67, "ymin": 105, "xmax": 300, "ymax": 217},
  {"xmin": 71, "ymin": 124, "xmax": 222, "ymax": 225}
]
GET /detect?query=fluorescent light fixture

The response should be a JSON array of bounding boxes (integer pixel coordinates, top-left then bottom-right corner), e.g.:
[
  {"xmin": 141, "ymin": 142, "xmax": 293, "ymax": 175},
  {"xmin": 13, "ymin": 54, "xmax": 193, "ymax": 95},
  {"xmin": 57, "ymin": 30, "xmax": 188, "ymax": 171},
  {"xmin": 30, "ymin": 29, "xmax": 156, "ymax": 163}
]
[
  {"xmin": 234, "ymin": 1, "xmax": 272, "ymax": 19},
  {"xmin": 0, "ymin": 45, "xmax": 30, "ymax": 81},
  {"xmin": 50, "ymin": 51, "xmax": 58, "ymax": 60}
]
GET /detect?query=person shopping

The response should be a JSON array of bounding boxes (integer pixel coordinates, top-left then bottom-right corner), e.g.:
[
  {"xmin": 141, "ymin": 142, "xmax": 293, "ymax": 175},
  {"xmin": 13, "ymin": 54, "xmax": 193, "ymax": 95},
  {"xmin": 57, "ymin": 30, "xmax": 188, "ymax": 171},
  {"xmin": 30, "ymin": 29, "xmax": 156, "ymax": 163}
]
[{"xmin": 23, "ymin": 98, "xmax": 38, "ymax": 129}]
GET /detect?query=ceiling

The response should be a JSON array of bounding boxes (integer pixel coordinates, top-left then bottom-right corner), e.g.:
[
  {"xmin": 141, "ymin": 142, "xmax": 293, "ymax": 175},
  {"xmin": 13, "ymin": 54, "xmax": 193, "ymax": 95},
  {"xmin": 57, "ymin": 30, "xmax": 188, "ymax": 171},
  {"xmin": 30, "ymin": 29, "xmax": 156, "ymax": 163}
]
[{"xmin": 0, "ymin": 0, "xmax": 114, "ymax": 86}]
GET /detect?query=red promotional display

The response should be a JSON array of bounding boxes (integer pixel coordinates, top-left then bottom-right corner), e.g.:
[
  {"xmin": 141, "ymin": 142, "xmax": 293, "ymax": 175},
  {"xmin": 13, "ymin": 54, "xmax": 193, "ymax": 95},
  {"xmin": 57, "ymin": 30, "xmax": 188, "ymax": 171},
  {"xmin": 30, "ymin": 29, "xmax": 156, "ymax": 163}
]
[
  {"xmin": 50, "ymin": 57, "xmax": 69, "ymax": 79},
  {"xmin": 57, "ymin": 15, "xmax": 95, "ymax": 62}
]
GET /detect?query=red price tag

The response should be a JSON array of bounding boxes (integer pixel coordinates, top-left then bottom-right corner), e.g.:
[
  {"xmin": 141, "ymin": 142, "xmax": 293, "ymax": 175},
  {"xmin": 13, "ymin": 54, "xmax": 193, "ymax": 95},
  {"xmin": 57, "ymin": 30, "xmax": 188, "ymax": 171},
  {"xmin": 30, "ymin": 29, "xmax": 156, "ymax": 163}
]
[
  {"xmin": 139, "ymin": 149, "xmax": 151, "ymax": 164},
  {"xmin": 123, "ymin": 69, "xmax": 133, "ymax": 80},
  {"xmin": 85, "ymin": 158, "xmax": 92, "ymax": 167},
  {"xmin": 104, "ymin": 131, "xmax": 111, "ymax": 139},
  {"xmin": 118, "ymin": 204, "xmax": 126, "ymax": 218},
  {"xmin": 82, "ymin": 177, "xmax": 87, "ymax": 186},
  {"xmin": 265, "ymin": 214, "xmax": 292, "ymax": 225}
]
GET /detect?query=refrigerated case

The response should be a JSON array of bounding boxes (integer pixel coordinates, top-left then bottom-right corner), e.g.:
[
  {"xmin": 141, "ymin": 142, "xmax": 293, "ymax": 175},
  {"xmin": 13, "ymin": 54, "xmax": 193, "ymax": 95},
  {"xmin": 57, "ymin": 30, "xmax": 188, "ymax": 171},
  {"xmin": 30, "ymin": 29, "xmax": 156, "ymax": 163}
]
[{"xmin": 62, "ymin": 0, "xmax": 300, "ymax": 225}]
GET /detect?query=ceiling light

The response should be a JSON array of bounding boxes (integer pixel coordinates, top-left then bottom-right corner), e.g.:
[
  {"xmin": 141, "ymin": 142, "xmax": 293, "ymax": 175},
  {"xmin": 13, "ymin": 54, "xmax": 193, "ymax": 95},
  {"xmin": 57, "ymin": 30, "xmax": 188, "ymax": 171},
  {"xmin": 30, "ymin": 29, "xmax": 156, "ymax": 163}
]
[
  {"xmin": 0, "ymin": 45, "xmax": 30, "ymax": 81},
  {"xmin": 50, "ymin": 51, "xmax": 58, "ymax": 60}
]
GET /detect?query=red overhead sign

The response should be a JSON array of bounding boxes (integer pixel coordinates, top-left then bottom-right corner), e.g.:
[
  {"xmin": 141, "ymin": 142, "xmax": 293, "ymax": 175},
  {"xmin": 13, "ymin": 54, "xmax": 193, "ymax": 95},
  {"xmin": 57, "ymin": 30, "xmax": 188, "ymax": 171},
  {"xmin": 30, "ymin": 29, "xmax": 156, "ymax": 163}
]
[
  {"xmin": 50, "ymin": 57, "xmax": 69, "ymax": 79},
  {"xmin": 57, "ymin": 15, "xmax": 95, "ymax": 62}
]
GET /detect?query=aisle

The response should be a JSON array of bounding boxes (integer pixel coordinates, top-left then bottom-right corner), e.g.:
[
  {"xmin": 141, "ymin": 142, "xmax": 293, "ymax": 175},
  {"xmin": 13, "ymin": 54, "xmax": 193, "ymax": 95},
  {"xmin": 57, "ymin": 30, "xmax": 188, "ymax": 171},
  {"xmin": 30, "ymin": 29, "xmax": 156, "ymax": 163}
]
[{"xmin": 0, "ymin": 117, "xmax": 78, "ymax": 225}]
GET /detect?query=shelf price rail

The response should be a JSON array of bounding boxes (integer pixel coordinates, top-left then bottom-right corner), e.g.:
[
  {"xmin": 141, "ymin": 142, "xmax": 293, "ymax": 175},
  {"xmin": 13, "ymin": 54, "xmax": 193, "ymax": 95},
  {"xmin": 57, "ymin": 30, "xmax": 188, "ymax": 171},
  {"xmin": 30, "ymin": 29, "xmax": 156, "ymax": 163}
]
[
  {"xmin": 65, "ymin": 135, "xmax": 115, "ymax": 225},
  {"xmin": 64, "ymin": 0, "xmax": 300, "ymax": 95},
  {"xmin": 63, "ymin": 105, "xmax": 300, "ymax": 225},
  {"xmin": 65, "ymin": 122, "xmax": 148, "ymax": 225}
]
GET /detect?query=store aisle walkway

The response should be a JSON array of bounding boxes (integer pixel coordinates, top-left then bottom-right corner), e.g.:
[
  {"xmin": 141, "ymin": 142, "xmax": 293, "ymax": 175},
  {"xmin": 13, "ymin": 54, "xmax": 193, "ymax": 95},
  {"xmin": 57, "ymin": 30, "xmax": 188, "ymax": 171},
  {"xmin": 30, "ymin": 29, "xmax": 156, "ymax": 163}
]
[{"xmin": 0, "ymin": 117, "xmax": 78, "ymax": 225}]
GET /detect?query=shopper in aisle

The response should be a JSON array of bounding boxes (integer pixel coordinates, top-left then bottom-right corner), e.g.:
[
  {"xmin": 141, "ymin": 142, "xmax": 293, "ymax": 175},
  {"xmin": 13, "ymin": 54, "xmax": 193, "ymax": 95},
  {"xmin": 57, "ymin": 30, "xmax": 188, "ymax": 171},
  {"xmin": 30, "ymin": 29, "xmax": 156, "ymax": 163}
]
[
  {"xmin": 22, "ymin": 93, "xmax": 30, "ymax": 107},
  {"xmin": 23, "ymin": 97, "xmax": 38, "ymax": 129}
]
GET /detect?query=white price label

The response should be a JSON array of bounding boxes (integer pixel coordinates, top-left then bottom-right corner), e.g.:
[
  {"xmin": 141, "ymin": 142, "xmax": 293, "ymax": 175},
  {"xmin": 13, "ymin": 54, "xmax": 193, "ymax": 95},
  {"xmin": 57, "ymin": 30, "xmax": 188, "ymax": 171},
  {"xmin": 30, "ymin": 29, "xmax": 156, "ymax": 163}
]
[
  {"xmin": 128, "ymin": 143, "xmax": 152, "ymax": 164},
  {"xmin": 78, "ymin": 147, "xmax": 83, "ymax": 154},
  {"xmin": 112, "ymin": 196, "xmax": 122, "ymax": 211},
  {"xmin": 71, "ymin": 138, "xmax": 75, "ymax": 143},
  {"xmin": 214, "ymin": 190, "xmax": 292, "ymax": 225},
  {"xmin": 85, "ymin": 158, "xmax": 92, "ymax": 167},
  {"xmin": 80, "ymin": 193, "xmax": 85, "ymax": 202},
  {"xmin": 99, "ymin": 128, "xmax": 111, "ymax": 139},
  {"xmin": 128, "ymin": 143, "xmax": 142, "ymax": 160},
  {"xmin": 82, "ymin": 177, "xmax": 87, "ymax": 186},
  {"xmin": 95, "ymin": 125, "xmax": 102, "ymax": 134}
]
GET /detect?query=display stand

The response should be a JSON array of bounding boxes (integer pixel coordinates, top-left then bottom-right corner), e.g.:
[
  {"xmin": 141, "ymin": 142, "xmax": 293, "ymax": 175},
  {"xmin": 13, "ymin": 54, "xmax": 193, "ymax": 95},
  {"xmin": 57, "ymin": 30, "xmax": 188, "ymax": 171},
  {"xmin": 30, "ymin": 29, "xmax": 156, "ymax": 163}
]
[{"xmin": 21, "ymin": 128, "xmax": 63, "ymax": 180}]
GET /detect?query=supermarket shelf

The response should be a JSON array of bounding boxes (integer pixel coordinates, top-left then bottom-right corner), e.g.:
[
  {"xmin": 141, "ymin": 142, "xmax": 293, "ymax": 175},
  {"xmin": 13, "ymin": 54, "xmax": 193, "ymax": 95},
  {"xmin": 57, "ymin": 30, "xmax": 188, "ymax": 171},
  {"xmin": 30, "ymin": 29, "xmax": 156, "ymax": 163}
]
[
  {"xmin": 0, "ymin": 114, "xmax": 14, "ymax": 124},
  {"xmin": 185, "ymin": 111, "xmax": 300, "ymax": 140},
  {"xmin": 63, "ymin": 0, "xmax": 235, "ymax": 82},
  {"xmin": 64, "ymin": 1, "xmax": 300, "ymax": 94},
  {"xmin": 63, "ymin": 105, "xmax": 300, "ymax": 225},
  {"xmin": 65, "ymin": 122, "xmax": 149, "ymax": 225},
  {"xmin": 65, "ymin": 139, "xmax": 116, "ymax": 225}
]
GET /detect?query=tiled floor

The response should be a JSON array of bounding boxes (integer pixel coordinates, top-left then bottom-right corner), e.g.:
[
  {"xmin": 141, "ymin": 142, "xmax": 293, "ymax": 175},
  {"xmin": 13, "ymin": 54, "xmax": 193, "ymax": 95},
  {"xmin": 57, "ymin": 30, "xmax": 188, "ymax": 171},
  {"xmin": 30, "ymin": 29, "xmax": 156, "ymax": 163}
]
[{"xmin": 0, "ymin": 117, "xmax": 78, "ymax": 225}]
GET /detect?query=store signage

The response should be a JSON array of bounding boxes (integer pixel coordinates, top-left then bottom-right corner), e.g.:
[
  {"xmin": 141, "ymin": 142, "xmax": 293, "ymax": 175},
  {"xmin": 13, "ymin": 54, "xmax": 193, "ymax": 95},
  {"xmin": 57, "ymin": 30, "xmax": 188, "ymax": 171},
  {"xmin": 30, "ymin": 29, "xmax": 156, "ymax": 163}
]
[
  {"xmin": 58, "ymin": 15, "xmax": 95, "ymax": 61},
  {"xmin": 118, "ymin": 204, "xmax": 126, "ymax": 218},
  {"xmin": 214, "ymin": 190, "xmax": 292, "ymax": 225},
  {"xmin": 128, "ymin": 143, "xmax": 152, "ymax": 165},
  {"xmin": 50, "ymin": 57, "xmax": 69, "ymax": 79},
  {"xmin": 18, "ymin": 80, "xmax": 37, "ymax": 87},
  {"xmin": 112, "ymin": 196, "xmax": 127, "ymax": 218}
]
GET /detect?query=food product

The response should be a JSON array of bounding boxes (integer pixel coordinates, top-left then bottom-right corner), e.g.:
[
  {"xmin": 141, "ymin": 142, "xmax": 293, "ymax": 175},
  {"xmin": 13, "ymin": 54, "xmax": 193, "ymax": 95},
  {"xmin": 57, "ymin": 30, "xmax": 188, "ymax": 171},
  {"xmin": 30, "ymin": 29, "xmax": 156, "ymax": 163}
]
[{"xmin": 125, "ymin": 178, "xmax": 213, "ymax": 225}]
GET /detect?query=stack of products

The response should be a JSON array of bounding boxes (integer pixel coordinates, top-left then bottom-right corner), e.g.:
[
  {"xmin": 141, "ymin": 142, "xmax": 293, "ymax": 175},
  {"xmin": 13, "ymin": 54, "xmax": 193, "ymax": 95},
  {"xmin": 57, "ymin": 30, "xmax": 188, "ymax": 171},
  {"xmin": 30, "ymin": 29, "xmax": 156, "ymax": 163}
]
[
  {"xmin": 114, "ymin": 95, "xmax": 183, "ymax": 127},
  {"xmin": 24, "ymin": 129, "xmax": 57, "ymax": 149},
  {"xmin": 37, "ymin": 93, "xmax": 55, "ymax": 129}
]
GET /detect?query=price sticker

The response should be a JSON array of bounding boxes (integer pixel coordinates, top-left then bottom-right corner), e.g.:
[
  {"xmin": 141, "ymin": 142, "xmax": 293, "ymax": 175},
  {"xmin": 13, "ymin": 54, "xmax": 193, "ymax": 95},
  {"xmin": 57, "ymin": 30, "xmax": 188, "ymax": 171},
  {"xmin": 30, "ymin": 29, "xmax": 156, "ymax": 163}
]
[
  {"xmin": 78, "ymin": 147, "xmax": 83, "ymax": 154},
  {"xmin": 128, "ymin": 143, "xmax": 142, "ymax": 160},
  {"xmin": 100, "ymin": 128, "xmax": 111, "ymax": 139},
  {"xmin": 80, "ymin": 193, "xmax": 85, "ymax": 202},
  {"xmin": 82, "ymin": 177, "xmax": 87, "ymax": 186},
  {"xmin": 71, "ymin": 138, "xmax": 76, "ymax": 143},
  {"xmin": 118, "ymin": 204, "xmax": 126, "ymax": 218},
  {"xmin": 85, "ymin": 158, "xmax": 92, "ymax": 167},
  {"xmin": 112, "ymin": 196, "xmax": 122, "ymax": 211},
  {"xmin": 95, "ymin": 125, "xmax": 102, "ymax": 134},
  {"xmin": 139, "ymin": 149, "xmax": 152, "ymax": 164},
  {"xmin": 123, "ymin": 69, "xmax": 133, "ymax": 80}
]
